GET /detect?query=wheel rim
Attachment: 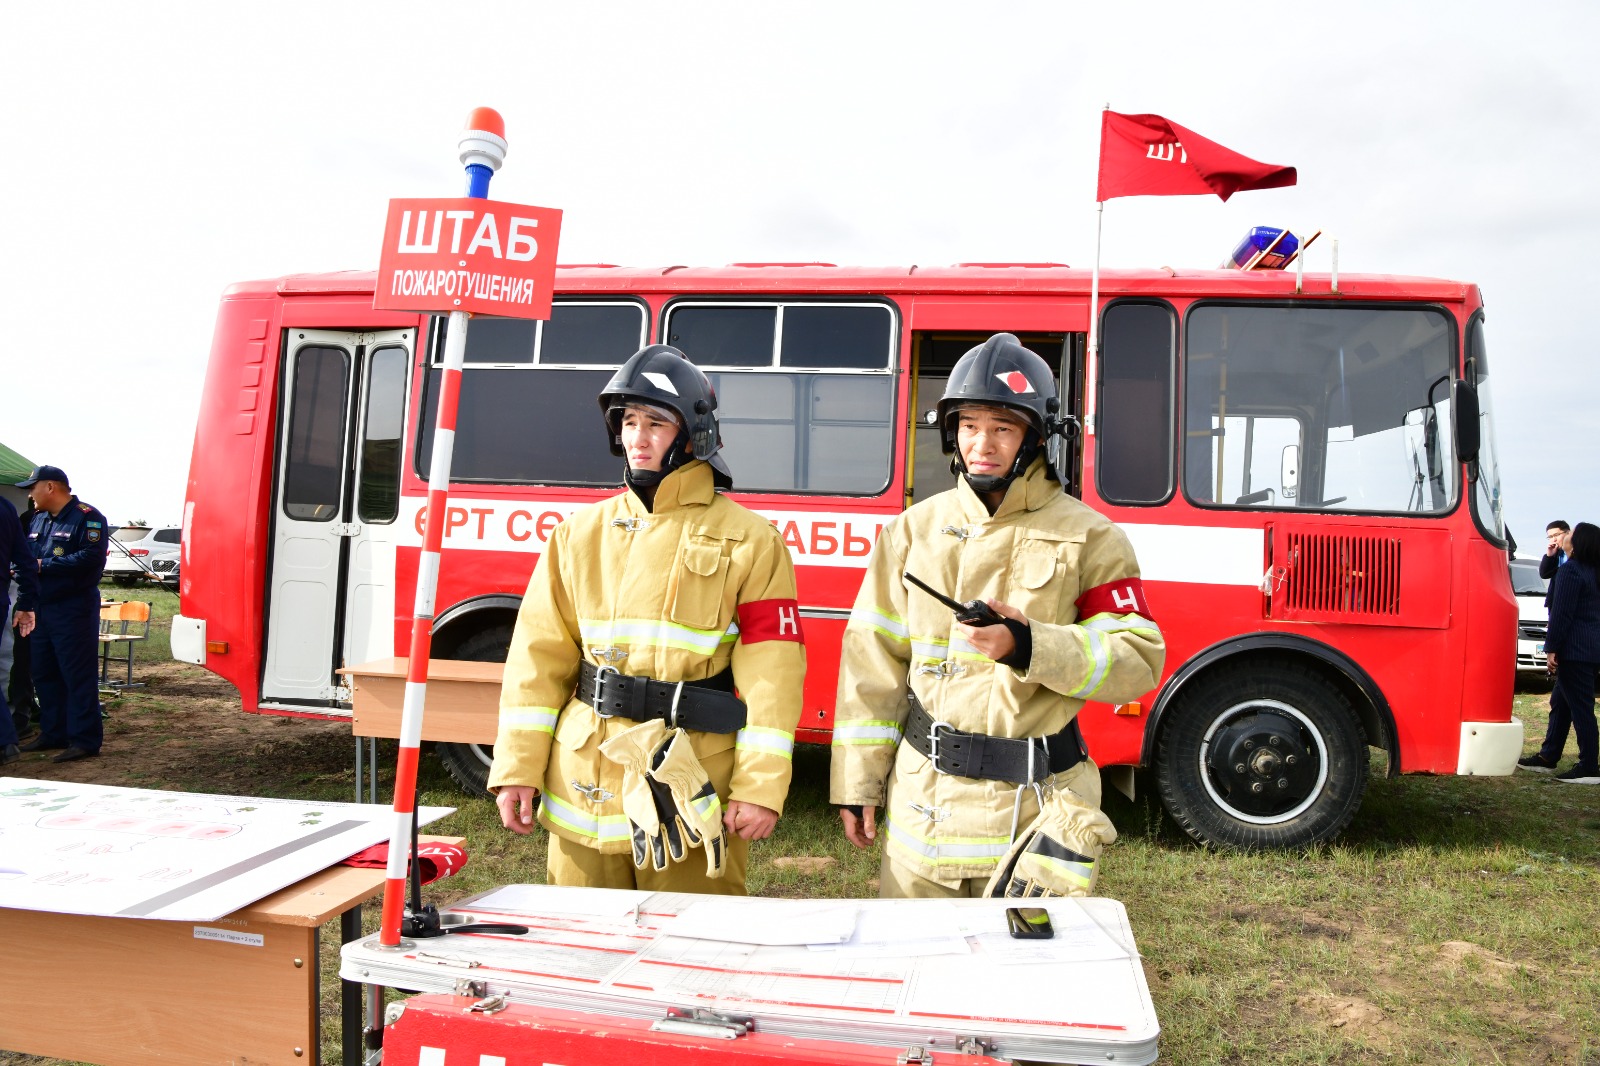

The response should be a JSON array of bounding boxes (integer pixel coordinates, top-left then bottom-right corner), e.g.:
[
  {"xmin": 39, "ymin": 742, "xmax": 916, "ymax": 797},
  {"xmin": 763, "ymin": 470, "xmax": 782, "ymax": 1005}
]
[
  {"xmin": 462, "ymin": 743, "xmax": 494, "ymax": 769},
  {"xmin": 1197, "ymin": 699, "xmax": 1329, "ymax": 824}
]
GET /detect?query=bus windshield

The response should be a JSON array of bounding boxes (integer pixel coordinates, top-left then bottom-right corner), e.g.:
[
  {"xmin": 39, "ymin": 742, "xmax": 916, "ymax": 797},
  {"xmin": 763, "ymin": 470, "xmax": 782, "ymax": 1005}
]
[{"xmin": 1184, "ymin": 304, "xmax": 1458, "ymax": 514}]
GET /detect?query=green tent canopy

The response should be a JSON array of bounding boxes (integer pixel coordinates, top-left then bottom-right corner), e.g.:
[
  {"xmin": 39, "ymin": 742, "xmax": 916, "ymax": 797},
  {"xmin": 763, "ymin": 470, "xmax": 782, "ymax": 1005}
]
[{"xmin": 0, "ymin": 441, "xmax": 35, "ymax": 484}]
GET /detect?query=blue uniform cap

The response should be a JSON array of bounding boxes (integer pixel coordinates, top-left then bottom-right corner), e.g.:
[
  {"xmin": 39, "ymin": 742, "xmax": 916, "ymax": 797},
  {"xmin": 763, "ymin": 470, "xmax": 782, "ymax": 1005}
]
[{"xmin": 16, "ymin": 464, "xmax": 69, "ymax": 489}]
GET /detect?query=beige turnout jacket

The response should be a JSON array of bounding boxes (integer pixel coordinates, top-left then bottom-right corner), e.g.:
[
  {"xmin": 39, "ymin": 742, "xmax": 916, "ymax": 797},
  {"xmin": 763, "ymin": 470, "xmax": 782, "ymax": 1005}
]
[
  {"xmin": 487, "ymin": 460, "xmax": 806, "ymax": 853},
  {"xmin": 830, "ymin": 459, "xmax": 1165, "ymax": 884}
]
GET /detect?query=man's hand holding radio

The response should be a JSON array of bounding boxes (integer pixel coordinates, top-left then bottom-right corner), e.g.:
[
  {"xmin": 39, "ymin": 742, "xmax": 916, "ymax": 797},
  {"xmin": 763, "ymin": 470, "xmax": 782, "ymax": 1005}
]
[{"xmin": 961, "ymin": 599, "xmax": 1029, "ymax": 661}]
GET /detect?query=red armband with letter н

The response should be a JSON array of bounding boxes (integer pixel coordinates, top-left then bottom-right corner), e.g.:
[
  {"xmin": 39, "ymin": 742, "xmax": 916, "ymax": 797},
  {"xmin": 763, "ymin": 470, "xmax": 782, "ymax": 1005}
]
[
  {"xmin": 737, "ymin": 598, "xmax": 805, "ymax": 644},
  {"xmin": 1076, "ymin": 577, "xmax": 1153, "ymax": 620}
]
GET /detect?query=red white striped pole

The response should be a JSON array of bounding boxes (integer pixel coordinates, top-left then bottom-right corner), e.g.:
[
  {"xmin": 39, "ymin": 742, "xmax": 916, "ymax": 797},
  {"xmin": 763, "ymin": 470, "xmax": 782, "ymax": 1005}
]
[{"xmin": 378, "ymin": 107, "xmax": 508, "ymax": 948}]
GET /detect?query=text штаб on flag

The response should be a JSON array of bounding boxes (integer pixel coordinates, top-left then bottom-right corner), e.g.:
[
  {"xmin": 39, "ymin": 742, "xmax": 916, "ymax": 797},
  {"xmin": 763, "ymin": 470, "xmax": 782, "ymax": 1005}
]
[{"xmin": 1096, "ymin": 112, "xmax": 1296, "ymax": 202}]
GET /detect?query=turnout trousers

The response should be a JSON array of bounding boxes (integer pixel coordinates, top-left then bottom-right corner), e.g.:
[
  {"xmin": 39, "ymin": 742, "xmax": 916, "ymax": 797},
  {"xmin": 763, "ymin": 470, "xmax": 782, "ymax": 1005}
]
[{"xmin": 32, "ymin": 591, "xmax": 102, "ymax": 754}]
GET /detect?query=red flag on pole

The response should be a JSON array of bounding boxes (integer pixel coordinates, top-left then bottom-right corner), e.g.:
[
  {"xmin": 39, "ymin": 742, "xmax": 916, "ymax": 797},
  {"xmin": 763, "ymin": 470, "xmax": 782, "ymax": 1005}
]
[{"xmin": 1096, "ymin": 111, "xmax": 1296, "ymax": 202}]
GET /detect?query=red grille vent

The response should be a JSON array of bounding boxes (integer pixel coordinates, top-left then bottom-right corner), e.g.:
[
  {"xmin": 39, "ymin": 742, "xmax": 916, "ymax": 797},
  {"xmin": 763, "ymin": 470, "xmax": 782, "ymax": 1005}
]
[{"xmin": 1279, "ymin": 532, "xmax": 1402, "ymax": 618}]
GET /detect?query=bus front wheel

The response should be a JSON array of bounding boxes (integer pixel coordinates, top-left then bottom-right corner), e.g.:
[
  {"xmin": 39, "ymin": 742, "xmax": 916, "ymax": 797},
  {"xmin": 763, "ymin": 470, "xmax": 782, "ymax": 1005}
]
[
  {"xmin": 434, "ymin": 622, "xmax": 513, "ymax": 798},
  {"xmin": 1154, "ymin": 661, "xmax": 1368, "ymax": 849}
]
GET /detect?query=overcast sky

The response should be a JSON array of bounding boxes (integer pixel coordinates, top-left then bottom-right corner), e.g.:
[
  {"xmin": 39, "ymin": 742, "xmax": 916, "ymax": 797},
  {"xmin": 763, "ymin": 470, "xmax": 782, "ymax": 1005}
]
[{"xmin": 2, "ymin": 1, "xmax": 1592, "ymax": 554}]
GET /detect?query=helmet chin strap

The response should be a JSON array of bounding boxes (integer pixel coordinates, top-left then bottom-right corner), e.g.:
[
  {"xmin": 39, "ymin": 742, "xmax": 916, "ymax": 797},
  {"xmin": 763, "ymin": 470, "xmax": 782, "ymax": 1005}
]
[{"xmin": 956, "ymin": 433, "xmax": 1042, "ymax": 496}]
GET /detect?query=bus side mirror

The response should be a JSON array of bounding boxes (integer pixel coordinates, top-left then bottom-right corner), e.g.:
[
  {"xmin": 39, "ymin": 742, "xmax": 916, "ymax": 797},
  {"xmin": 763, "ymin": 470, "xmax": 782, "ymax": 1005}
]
[
  {"xmin": 1452, "ymin": 379, "xmax": 1480, "ymax": 465},
  {"xmin": 1280, "ymin": 444, "xmax": 1299, "ymax": 500}
]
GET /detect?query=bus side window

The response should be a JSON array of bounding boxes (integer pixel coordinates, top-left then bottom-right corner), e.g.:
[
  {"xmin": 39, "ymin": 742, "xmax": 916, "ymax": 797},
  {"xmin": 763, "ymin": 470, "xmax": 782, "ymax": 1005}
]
[
  {"xmin": 1097, "ymin": 302, "xmax": 1175, "ymax": 505},
  {"xmin": 710, "ymin": 372, "xmax": 894, "ymax": 494},
  {"xmin": 283, "ymin": 346, "xmax": 351, "ymax": 522},
  {"xmin": 357, "ymin": 346, "xmax": 408, "ymax": 524},
  {"xmin": 668, "ymin": 301, "xmax": 899, "ymax": 496}
]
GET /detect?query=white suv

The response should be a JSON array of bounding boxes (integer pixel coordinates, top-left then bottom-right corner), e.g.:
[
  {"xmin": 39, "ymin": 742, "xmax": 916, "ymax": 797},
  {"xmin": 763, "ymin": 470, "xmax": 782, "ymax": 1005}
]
[
  {"xmin": 104, "ymin": 525, "xmax": 181, "ymax": 588},
  {"xmin": 1509, "ymin": 557, "xmax": 1549, "ymax": 679}
]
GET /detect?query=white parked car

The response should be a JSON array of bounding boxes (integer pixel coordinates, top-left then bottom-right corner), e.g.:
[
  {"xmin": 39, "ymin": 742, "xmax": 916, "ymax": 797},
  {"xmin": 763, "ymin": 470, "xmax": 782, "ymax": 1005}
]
[
  {"xmin": 104, "ymin": 524, "xmax": 181, "ymax": 588},
  {"xmin": 1509, "ymin": 557, "xmax": 1549, "ymax": 678}
]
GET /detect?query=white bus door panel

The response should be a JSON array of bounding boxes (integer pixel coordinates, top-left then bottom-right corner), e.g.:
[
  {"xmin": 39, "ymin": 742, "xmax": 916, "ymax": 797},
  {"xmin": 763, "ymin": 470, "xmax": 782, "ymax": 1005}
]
[
  {"xmin": 264, "ymin": 331, "xmax": 356, "ymax": 703},
  {"xmin": 342, "ymin": 334, "xmax": 413, "ymax": 669}
]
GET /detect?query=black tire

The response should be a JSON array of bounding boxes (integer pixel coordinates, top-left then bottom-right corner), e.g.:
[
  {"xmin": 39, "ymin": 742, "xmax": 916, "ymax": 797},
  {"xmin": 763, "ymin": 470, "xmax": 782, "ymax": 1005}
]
[
  {"xmin": 1154, "ymin": 660, "xmax": 1368, "ymax": 849},
  {"xmin": 434, "ymin": 623, "xmax": 513, "ymax": 797}
]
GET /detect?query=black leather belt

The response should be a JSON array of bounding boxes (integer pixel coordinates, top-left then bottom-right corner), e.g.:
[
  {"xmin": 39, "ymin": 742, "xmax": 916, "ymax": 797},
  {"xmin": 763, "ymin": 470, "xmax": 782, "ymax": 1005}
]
[
  {"xmin": 576, "ymin": 661, "xmax": 747, "ymax": 735},
  {"xmin": 906, "ymin": 696, "xmax": 1085, "ymax": 784}
]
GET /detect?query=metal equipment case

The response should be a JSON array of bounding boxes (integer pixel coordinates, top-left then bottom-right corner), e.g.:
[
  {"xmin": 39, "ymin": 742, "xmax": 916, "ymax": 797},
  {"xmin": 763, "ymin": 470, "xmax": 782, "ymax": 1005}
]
[{"xmin": 342, "ymin": 886, "xmax": 1160, "ymax": 1064}]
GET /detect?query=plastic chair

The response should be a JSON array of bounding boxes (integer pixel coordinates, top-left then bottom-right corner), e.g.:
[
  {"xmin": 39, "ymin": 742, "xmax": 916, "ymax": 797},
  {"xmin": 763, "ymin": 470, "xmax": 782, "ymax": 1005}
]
[{"xmin": 99, "ymin": 600, "xmax": 152, "ymax": 690}]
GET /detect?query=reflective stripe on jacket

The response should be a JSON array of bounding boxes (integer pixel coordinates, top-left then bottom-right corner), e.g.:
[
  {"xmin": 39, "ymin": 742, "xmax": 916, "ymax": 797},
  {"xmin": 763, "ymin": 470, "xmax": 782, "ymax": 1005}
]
[
  {"xmin": 830, "ymin": 458, "xmax": 1165, "ymax": 883},
  {"xmin": 487, "ymin": 460, "xmax": 806, "ymax": 853}
]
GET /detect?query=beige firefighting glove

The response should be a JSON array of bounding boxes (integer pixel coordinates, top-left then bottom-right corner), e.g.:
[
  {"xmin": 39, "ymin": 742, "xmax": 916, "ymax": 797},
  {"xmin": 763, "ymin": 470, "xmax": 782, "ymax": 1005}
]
[
  {"xmin": 599, "ymin": 719, "xmax": 672, "ymax": 871},
  {"xmin": 646, "ymin": 728, "xmax": 729, "ymax": 879},
  {"xmin": 983, "ymin": 786, "xmax": 1118, "ymax": 899}
]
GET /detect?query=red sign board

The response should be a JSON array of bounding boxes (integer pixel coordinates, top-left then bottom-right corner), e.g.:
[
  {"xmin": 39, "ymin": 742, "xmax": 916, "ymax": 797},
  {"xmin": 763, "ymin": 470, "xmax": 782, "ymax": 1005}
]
[{"xmin": 374, "ymin": 197, "xmax": 563, "ymax": 319}]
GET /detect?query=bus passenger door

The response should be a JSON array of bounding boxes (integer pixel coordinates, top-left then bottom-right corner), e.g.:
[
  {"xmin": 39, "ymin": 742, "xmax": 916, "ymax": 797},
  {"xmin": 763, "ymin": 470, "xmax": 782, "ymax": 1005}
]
[{"xmin": 262, "ymin": 329, "xmax": 414, "ymax": 707}]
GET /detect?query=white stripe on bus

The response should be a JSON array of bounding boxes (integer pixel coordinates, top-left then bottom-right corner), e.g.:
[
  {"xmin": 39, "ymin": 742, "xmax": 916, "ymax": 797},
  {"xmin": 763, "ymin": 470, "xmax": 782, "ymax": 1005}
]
[{"xmin": 395, "ymin": 497, "xmax": 1266, "ymax": 586}]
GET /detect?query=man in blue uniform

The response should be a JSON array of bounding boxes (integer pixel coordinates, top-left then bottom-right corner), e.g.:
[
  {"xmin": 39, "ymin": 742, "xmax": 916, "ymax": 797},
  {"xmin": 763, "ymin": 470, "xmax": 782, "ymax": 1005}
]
[
  {"xmin": 17, "ymin": 466, "xmax": 108, "ymax": 762},
  {"xmin": 1, "ymin": 495, "xmax": 40, "ymax": 764}
]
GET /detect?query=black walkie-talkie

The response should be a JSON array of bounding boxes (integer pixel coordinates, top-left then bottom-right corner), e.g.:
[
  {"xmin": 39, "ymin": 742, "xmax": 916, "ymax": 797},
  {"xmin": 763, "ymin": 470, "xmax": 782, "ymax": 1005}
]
[{"xmin": 903, "ymin": 572, "xmax": 1004, "ymax": 627}]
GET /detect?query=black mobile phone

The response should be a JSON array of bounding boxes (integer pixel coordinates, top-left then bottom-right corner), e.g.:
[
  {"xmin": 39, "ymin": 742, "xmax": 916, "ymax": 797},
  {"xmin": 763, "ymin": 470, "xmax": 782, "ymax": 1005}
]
[
  {"xmin": 1006, "ymin": 906, "xmax": 1055, "ymax": 939},
  {"xmin": 903, "ymin": 571, "xmax": 1004, "ymax": 627}
]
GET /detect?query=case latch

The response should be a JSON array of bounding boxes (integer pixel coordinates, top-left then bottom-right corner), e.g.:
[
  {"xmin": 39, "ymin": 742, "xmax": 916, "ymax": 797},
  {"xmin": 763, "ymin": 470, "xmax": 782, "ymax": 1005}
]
[
  {"xmin": 650, "ymin": 1007, "xmax": 753, "ymax": 1040},
  {"xmin": 466, "ymin": 994, "xmax": 507, "ymax": 1015}
]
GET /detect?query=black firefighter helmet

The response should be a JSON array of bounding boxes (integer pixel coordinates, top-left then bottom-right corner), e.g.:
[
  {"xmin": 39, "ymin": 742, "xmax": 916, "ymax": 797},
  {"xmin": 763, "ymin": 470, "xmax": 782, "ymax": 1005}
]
[
  {"xmin": 599, "ymin": 344, "xmax": 732, "ymax": 487},
  {"xmin": 935, "ymin": 333, "xmax": 1065, "ymax": 493}
]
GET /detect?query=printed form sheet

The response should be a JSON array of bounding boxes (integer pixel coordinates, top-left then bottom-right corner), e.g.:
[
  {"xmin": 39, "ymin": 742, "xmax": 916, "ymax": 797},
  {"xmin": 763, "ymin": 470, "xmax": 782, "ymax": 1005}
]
[{"xmin": 0, "ymin": 778, "xmax": 452, "ymax": 920}]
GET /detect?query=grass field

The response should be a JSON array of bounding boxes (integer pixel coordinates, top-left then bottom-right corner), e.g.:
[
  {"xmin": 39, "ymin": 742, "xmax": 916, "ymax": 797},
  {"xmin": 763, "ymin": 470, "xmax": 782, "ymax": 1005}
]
[{"xmin": 9, "ymin": 588, "xmax": 1599, "ymax": 1064}]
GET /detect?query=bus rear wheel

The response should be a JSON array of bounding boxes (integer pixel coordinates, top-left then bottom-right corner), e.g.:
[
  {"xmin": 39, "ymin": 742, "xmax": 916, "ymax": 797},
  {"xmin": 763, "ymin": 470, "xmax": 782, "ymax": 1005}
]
[
  {"xmin": 1154, "ymin": 661, "xmax": 1368, "ymax": 849},
  {"xmin": 434, "ymin": 622, "xmax": 513, "ymax": 798}
]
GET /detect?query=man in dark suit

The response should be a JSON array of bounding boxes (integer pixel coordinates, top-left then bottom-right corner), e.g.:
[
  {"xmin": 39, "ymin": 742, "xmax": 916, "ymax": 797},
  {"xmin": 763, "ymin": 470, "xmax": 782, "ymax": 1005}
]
[
  {"xmin": 1522, "ymin": 520, "xmax": 1577, "ymax": 773},
  {"xmin": 1539, "ymin": 520, "xmax": 1571, "ymax": 608}
]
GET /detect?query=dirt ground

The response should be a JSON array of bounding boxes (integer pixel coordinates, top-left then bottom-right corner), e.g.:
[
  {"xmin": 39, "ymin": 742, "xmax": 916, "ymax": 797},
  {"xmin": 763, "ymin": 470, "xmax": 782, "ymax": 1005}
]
[{"xmin": 5, "ymin": 661, "xmax": 358, "ymax": 796}]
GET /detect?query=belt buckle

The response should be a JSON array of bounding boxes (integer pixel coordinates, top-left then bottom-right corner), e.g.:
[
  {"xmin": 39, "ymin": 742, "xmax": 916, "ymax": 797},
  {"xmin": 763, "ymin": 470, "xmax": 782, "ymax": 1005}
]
[
  {"xmin": 927, "ymin": 719, "xmax": 955, "ymax": 775},
  {"xmin": 666, "ymin": 681, "xmax": 686, "ymax": 730},
  {"xmin": 590, "ymin": 664, "xmax": 620, "ymax": 718},
  {"xmin": 1008, "ymin": 738, "xmax": 1047, "ymax": 843}
]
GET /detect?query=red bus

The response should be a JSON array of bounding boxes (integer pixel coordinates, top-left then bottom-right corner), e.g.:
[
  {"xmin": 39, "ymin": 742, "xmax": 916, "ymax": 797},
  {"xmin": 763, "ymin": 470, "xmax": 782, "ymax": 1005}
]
[{"xmin": 173, "ymin": 261, "xmax": 1522, "ymax": 848}]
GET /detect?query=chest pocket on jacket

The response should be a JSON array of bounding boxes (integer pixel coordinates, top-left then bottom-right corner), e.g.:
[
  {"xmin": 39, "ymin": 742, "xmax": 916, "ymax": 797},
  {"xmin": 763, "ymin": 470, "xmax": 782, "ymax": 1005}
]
[
  {"xmin": 1009, "ymin": 530, "xmax": 1084, "ymax": 618},
  {"xmin": 669, "ymin": 527, "xmax": 742, "ymax": 632}
]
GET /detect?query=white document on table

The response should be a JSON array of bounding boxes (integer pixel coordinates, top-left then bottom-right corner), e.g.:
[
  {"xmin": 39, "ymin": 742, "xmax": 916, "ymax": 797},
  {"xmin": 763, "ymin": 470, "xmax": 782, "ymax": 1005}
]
[
  {"xmin": 470, "ymin": 884, "xmax": 651, "ymax": 918},
  {"xmin": 910, "ymin": 947, "xmax": 1147, "ymax": 1031},
  {"xmin": 670, "ymin": 898, "xmax": 860, "ymax": 945},
  {"xmin": 810, "ymin": 900, "xmax": 970, "ymax": 958}
]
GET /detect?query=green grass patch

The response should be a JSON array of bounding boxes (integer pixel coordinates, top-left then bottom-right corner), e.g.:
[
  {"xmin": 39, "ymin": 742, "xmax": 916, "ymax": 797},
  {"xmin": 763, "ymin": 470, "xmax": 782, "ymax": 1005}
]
[{"xmin": 14, "ymin": 658, "xmax": 1598, "ymax": 1065}]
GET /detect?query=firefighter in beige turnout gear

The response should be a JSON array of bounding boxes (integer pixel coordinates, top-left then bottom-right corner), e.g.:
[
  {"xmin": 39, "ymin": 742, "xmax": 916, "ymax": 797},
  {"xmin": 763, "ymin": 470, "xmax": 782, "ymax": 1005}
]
[
  {"xmin": 832, "ymin": 334, "xmax": 1165, "ymax": 898},
  {"xmin": 490, "ymin": 345, "xmax": 806, "ymax": 895}
]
